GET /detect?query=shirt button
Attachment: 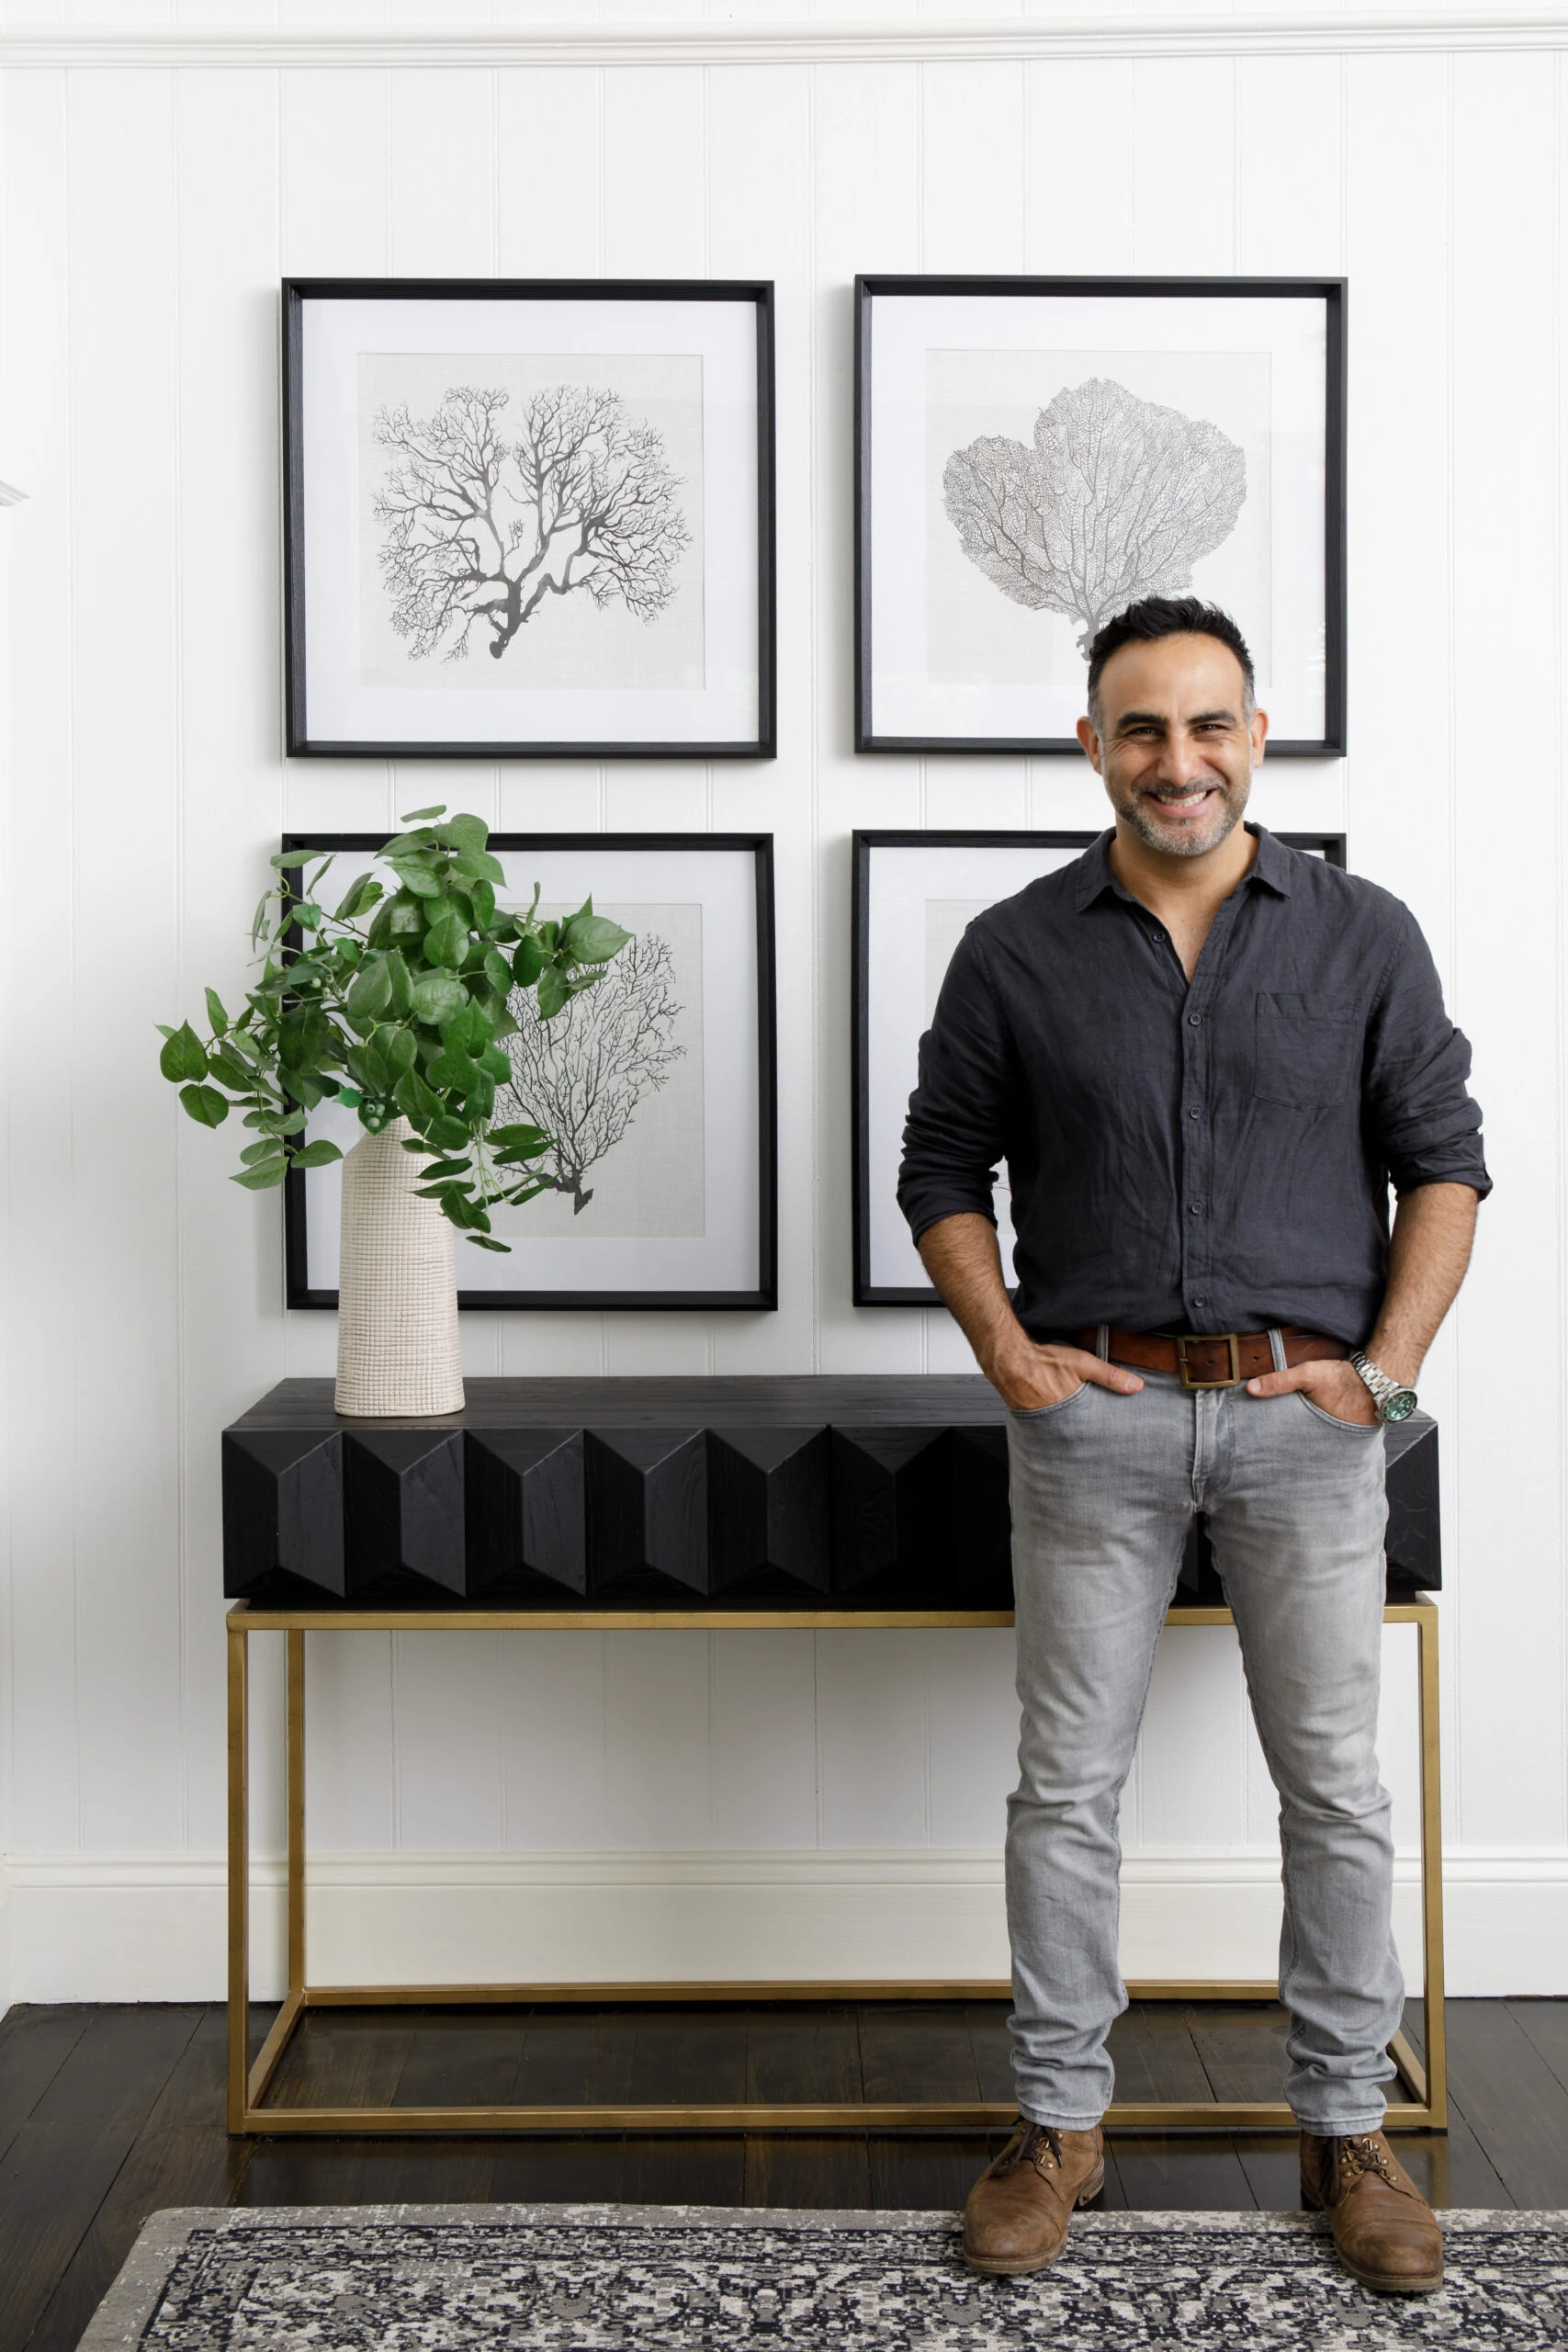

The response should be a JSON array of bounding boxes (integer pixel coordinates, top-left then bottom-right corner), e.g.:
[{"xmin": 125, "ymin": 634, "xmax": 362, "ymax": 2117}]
[
  {"xmin": 1187, "ymin": 1107, "xmax": 1201, "ymax": 1120},
  {"xmin": 1188, "ymin": 1013, "xmax": 1201, "ymax": 1026},
  {"xmin": 1189, "ymin": 1200, "xmax": 1205, "ymax": 1215},
  {"xmin": 1192, "ymin": 1295, "xmax": 1207, "ymax": 1306}
]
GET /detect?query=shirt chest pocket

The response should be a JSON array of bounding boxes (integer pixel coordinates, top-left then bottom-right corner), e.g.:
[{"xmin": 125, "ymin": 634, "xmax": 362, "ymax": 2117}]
[{"xmin": 1254, "ymin": 993, "xmax": 1361, "ymax": 1109}]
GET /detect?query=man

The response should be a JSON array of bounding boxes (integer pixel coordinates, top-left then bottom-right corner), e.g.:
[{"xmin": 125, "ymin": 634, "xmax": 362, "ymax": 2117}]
[{"xmin": 897, "ymin": 596, "xmax": 1486, "ymax": 2297}]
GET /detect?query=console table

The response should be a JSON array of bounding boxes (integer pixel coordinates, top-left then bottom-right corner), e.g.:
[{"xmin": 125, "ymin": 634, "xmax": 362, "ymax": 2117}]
[{"xmin": 224, "ymin": 1377, "xmax": 1446, "ymax": 2138}]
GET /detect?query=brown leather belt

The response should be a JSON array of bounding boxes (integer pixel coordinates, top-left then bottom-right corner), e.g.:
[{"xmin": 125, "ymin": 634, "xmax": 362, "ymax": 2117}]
[{"xmin": 1074, "ymin": 1325, "xmax": 1347, "ymax": 1392}]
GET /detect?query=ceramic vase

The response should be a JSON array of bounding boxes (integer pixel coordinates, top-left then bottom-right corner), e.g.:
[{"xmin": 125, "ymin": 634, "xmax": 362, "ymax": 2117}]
[{"xmin": 333, "ymin": 1116, "xmax": 464, "ymax": 1418}]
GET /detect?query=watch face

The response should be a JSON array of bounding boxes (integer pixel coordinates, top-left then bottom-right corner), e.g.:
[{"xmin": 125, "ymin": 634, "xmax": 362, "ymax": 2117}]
[{"xmin": 1382, "ymin": 1389, "xmax": 1418, "ymax": 1423}]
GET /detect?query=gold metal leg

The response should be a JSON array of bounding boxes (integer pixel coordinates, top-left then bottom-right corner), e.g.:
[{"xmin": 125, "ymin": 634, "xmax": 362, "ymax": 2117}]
[
  {"xmin": 1416, "ymin": 1602, "xmax": 1448, "ymax": 2126},
  {"xmin": 224, "ymin": 1600, "xmax": 1447, "ymax": 2137},
  {"xmin": 225, "ymin": 1618, "xmax": 249, "ymax": 2134}
]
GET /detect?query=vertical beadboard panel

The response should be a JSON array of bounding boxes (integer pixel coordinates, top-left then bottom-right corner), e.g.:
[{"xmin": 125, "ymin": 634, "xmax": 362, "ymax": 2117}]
[
  {"xmin": 813, "ymin": 62, "xmax": 924, "ymax": 1378},
  {"xmin": 67, "ymin": 70, "xmax": 186, "ymax": 1851},
  {"xmin": 172, "ymin": 65, "xmax": 285, "ymax": 1851},
  {"xmin": 1131, "ymin": 59, "xmax": 1236, "ymax": 274},
  {"xmin": 707, "ymin": 62, "xmax": 816, "ymax": 1374},
  {"xmin": 1342, "ymin": 52, "xmax": 1464, "ymax": 1834},
  {"xmin": 1446, "ymin": 51, "xmax": 1565, "ymax": 1849},
  {"xmin": 3, "ymin": 69, "xmax": 80, "ymax": 1854}
]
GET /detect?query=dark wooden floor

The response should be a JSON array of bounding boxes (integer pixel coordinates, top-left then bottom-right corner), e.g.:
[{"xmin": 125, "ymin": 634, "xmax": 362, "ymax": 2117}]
[{"xmin": 2, "ymin": 1996, "xmax": 1566, "ymax": 2351}]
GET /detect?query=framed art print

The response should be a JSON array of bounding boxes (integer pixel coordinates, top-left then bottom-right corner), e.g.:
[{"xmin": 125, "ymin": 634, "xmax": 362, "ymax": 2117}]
[
  {"xmin": 852, "ymin": 830, "xmax": 1348, "ymax": 1306},
  {"xmin": 855, "ymin": 277, "xmax": 1347, "ymax": 758},
  {"xmin": 283, "ymin": 279, "xmax": 776, "ymax": 758},
  {"xmin": 286, "ymin": 834, "xmax": 776, "ymax": 1311}
]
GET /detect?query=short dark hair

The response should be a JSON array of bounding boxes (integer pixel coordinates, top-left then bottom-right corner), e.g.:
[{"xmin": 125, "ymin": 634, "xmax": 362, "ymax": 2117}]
[{"xmin": 1086, "ymin": 596, "xmax": 1255, "ymax": 728}]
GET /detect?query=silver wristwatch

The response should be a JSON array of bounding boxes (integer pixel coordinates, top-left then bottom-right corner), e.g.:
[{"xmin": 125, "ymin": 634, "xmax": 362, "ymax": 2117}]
[{"xmin": 1348, "ymin": 1350, "xmax": 1418, "ymax": 1425}]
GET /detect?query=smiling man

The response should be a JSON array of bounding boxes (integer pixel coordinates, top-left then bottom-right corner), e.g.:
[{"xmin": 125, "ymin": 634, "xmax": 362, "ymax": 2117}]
[{"xmin": 898, "ymin": 596, "xmax": 1488, "ymax": 2295}]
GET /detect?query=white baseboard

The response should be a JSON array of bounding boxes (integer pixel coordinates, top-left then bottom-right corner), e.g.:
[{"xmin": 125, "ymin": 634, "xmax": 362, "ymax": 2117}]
[{"xmin": 2, "ymin": 1847, "xmax": 1565, "ymax": 2007}]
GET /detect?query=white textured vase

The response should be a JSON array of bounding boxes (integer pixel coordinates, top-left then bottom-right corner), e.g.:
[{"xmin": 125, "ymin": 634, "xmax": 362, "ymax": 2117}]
[{"xmin": 334, "ymin": 1116, "xmax": 465, "ymax": 1418}]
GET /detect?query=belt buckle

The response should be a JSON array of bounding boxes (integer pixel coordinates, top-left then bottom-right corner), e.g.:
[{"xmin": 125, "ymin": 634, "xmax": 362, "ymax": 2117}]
[{"xmin": 1176, "ymin": 1332, "xmax": 1242, "ymax": 1391}]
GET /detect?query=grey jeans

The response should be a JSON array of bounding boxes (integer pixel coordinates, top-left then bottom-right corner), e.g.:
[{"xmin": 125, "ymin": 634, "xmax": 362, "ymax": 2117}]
[{"xmin": 1005, "ymin": 1365, "xmax": 1400, "ymax": 2134}]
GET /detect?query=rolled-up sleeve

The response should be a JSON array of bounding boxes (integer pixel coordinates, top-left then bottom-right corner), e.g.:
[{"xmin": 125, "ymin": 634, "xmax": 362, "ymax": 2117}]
[
  {"xmin": 897, "ymin": 928, "xmax": 1017, "ymax": 1245},
  {"xmin": 1363, "ymin": 906, "xmax": 1492, "ymax": 1201}
]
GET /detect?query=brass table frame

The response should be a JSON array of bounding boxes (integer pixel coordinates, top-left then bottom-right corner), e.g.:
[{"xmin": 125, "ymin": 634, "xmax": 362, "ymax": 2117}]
[{"xmin": 226, "ymin": 1599, "xmax": 1446, "ymax": 2136}]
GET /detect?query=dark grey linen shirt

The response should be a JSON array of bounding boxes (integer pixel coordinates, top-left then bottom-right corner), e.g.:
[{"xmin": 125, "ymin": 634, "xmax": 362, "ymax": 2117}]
[{"xmin": 897, "ymin": 826, "xmax": 1490, "ymax": 1346}]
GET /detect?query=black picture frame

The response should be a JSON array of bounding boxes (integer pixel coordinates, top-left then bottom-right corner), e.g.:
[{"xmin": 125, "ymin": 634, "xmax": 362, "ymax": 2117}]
[
  {"xmin": 854, "ymin": 275, "xmax": 1348, "ymax": 759},
  {"xmin": 852, "ymin": 828, "xmax": 1348, "ymax": 1306},
  {"xmin": 284, "ymin": 832, "xmax": 777, "ymax": 1313},
  {"xmin": 282, "ymin": 277, "xmax": 777, "ymax": 760}
]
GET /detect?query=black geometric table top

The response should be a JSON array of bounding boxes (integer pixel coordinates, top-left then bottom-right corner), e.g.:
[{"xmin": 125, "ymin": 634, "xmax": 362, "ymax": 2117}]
[{"xmin": 223, "ymin": 1377, "xmax": 1440, "ymax": 1613}]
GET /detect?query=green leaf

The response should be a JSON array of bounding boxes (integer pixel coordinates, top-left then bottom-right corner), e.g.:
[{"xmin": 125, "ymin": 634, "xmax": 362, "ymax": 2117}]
[
  {"xmin": 427, "ymin": 1114, "xmax": 471, "ymax": 1152},
  {"xmin": 384, "ymin": 948, "xmax": 413, "ymax": 1019},
  {"xmin": 400, "ymin": 803, "xmax": 446, "ymax": 822},
  {"xmin": 179, "ymin": 1082, "xmax": 229, "ymax": 1128},
  {"xmin": 483, "ymin": 947, "xmax": 514, "ymax": 999},
  {"xmin": 411, "ymin": 1155, "xmax": 473, "ymax": 1181},
  {"xmin": 387, "ymin": 853, "xmax": 446, "ymax": 899},
  {"xmin": 222, "ymin": 1028, "xmax": 262, "ymax": 1067},
  {"xmin": 160, "ymin": 1022, "xmax": 209, "ymax": 1083},
  {"xmin": 209, "ymin": 1045, "xmax": 257, "ymax": 1092},
  {"xmin": 511, "ymin": 933, "xmax": 547, "ymax": 989},
  {"xmin": 345, "ymin": 955, "xmax": 393, "ymax": 1035},
  {"xmin": 204, "ymin": 988, "xmax": 230, "ymax": 1035},
  {"xmin": 536, "ymin": 920, "xmax": 560, "ymax": 953},
  {"xmin": 425, "ymin": 1046, "xmax": 482, "ymax": 1095},
  {"xmin": 344, "ymin": 1041, "xmax": 389, "ymax": 1096},
  {"xmin": 278, "ymin": 1068, "xmax": 327, "ymax": 1109},
  {"xmin": 491, "ymin": 1122, "xmax": 551, "ymax": 1153},
  {"xmin": 479, "ymin": 1043, "xmax": 513, "ymax": 1083},
  {"xmin": 536, "ymin": 966, "xmax": 569, "ymax": 1020},
  {"xmin": 502, "ymin": 1179, "xmax": 551, "ymax": 1208},
  {"xmin": 334, "ymin": 873, "xmax": 384, "ymax": 922},
  {"xmin": 463, "ymin": 1232, "xmax": 513, "ymax": 1252},
  {"xmin": 336, "ymin": 1086, "xmax": 362, "ymax": 1110},
  {"xmin": 393, "ymin": 1068, "xmax": 442, "ymax": 1130},
  {"xmin": 377, "ymin": 1023, "xmax": 418, "ymax": 1081},
  {"xmin": 231, "ymin": 1159, "xmax": 288, "ymax": 1189},
  {"xmin": 562, "ymin": 911, "xmax": 632, "ymax": 965},
  {"xmin": 251, "ymin": 1108, "xmax": 308, "ymax": 1136},
  {"xmin": 366, "ymin": 889, "xmax": 430, "ymax": 948},
  {"xmin": 271, "ymin": 846, "xmax": 321, "ymax": 869},
  {"xmin": 409, "ymin": 969, "xmax": 466, "ymax": 1027},
  {"xmin": 240, "ymin": 1137, "xmax": 282, "ymax": 1164},
  {"xmin": 289, "ymin": 1139, "xmax": 344, "ymax": 1170},
  {"xmin": 294, "ymin": 900, "xmax": 322, "ymax": 930},
  {"xmin": 468, "ymin": 879, "xmax": 497, "ymax": 931},
  {"xmin": 451, "ymin": 848, "xmax": 507, "ymax": 888},
  {"xmin": 423, "ymin": 909, "xmax": 467, "ymax": 969},
  {"xmin": 438, "ymin": 812, "xmax": 490, "ymax": 855}
]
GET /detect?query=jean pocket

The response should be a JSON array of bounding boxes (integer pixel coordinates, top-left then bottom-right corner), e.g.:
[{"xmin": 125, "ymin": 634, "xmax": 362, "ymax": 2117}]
[
  {"xmin": 1010, "ymin": 1384, "xmax": 1090, "ymax": 1420},
  {"xmin": 1296, "ymin": 1391, "xmax": 1382, "ymax": 1435},
  {"xmin": 1254, "ymin": 992, "xmax": 1361, "ymax": 1108}
]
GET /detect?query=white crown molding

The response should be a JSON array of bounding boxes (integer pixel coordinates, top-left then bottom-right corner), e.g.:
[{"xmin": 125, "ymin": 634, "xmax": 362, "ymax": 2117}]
[{"xmin": 0, "ymin": 12, "xmax": 1564, "ymax": 71}]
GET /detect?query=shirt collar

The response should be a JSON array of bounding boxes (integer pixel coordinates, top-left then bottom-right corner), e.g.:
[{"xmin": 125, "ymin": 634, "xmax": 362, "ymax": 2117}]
[{"xmin": 1073, "ymin": 822, "xmax": 1292, "ymax": 911}]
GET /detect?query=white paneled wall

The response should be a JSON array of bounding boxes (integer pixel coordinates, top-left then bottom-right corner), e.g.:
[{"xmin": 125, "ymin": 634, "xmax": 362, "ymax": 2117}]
[{"xmin": 2, "ymin": 17, "xmax": 1566, "ymax": 2000}]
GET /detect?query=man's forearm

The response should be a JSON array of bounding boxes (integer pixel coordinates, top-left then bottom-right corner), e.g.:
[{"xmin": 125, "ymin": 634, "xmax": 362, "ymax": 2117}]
[
  {"xmin": 916, "ymin": 1213, "xmax": 1029, "ymax": 1381},
  {"xmin": 1367, "ymin": 1182, "xmax": 1479, "ymax": 1387}
]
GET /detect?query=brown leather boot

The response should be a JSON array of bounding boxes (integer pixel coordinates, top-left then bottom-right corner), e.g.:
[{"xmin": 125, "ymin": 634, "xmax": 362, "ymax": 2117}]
[
  {"xmin": 1300, "ymin": 2130, "xmax": 1444, "ymax": 2293},
  {"xmin": 963, "ymin": 2118, "xmax": 1106, "ymax": 2275}
]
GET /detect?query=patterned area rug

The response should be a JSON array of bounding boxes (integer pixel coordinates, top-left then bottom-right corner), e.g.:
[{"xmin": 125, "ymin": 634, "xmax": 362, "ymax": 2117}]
[{"xmin": 83, "ymin": 2203, "xmax": 1568, "ymax": 2351}]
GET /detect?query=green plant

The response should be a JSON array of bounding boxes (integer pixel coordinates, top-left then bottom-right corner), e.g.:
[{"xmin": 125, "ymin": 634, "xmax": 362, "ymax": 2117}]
[{"xmin": 155, "ymin": 807, "xmax": 629, "ymax": 1252}]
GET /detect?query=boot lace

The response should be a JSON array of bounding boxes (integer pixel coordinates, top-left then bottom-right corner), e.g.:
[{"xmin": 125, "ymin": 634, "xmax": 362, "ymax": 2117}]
[
  {"xmin": 1338, "ymin": 2133, "xmax": 1403, "ymax": 2192},
  {"xmin": 994, "ymin": 2120, "xmax": 1064, "ymax": 2179}
]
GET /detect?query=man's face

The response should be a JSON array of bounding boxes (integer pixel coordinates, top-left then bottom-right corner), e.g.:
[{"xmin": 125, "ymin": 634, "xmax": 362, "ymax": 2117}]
[{"xmin": 1075, "ymin": 634, "xmax": 1268, "ymax": 859}]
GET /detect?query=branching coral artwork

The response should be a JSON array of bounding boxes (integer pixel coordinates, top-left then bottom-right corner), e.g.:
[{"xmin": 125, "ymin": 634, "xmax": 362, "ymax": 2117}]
[
  {"xmin": 372, "ymin": 384, "xmax": 691, "ymax": 665},
  {"xmin": 497, "ymin": 933, "xmax": 686, "ymax": 1216},
  {"xmin": 942, "ymin": 378, "xmax": 1247, "ymax": 654}
]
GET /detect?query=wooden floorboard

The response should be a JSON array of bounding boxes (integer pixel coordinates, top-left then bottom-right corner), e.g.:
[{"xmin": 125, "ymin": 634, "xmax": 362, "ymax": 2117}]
[
  {"xmin": 0, "ymin": 2006, "xmax": 202, "ymax": 2352},
  {"xmin": 4, "ymin": 1996, "xmax": 1559, "ymax": 2345}
]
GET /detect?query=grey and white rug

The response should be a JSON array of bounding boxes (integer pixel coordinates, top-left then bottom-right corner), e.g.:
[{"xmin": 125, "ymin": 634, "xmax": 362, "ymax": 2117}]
[{"xmin": 82, "ymin": 2202, "xmax": 1568, "ymax": 2351}]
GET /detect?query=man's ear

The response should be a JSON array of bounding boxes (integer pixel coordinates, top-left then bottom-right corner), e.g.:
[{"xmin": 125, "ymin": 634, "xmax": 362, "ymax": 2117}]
[
  {"xmin": 1076, "ymin": 715, "xmax": 1102, "ymax": 773},
  {"xmin": 1249, "ymin": 707, "xmax": 1269, "ymax": 765}
]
